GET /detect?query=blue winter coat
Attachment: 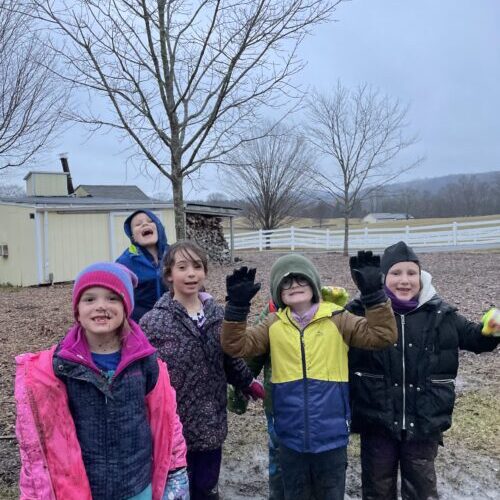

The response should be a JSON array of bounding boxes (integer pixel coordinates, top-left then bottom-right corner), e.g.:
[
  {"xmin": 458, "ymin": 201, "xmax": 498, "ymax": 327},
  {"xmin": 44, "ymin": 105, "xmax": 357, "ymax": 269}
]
[{"xmin": 116, "ymin": 210, "xmax": 169, "ymax": 322}]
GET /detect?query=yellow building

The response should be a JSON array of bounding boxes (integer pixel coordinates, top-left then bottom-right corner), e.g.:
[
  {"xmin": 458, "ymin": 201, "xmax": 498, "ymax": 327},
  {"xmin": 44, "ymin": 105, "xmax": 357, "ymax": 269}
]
[{"xmin": 0, "ymin": 172, "xmax": 239, "ymax": 286}]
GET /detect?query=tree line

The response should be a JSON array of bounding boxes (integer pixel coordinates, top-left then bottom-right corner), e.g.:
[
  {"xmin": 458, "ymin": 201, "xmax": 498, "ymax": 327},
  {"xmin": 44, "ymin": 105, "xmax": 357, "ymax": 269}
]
[
  {"xmin": 4, "ymin": 1, "xmax": 493, "ymax": 256},
  {"xmin": 198, "ymin": 170, "xmax": 500, "ymax": 225}
]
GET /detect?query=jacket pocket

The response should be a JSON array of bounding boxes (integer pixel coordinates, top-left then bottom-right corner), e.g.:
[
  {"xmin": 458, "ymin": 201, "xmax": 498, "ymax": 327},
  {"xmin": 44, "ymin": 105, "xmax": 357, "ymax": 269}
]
[
  {"xmin": 351, "ymin": 371, "xmax": 387, "ymax": 415},
  {"xmin": 417, "ymin": 376, "xmax": 456, "ymax": 433},
  {"xmin": 430, "ymin": 378, "xmax": 455, "ymax": 385}
]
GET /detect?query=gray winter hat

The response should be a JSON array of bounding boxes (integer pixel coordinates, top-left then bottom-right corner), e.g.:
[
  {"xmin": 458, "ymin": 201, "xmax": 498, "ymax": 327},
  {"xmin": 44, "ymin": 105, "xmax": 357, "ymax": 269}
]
[
  {"xmin": 381, "ymin": 241, "xmax": 420, "ymax": 275},
  {"xmin": 270, "ymin": 254, "xmax": 321, "ymax": 309}
]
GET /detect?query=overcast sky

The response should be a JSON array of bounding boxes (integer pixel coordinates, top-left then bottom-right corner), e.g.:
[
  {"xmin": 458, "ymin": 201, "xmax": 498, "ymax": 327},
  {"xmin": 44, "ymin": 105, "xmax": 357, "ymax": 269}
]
[{"xmin": 8, "ymin": 0, "xmax": 500, "ymax": 198}]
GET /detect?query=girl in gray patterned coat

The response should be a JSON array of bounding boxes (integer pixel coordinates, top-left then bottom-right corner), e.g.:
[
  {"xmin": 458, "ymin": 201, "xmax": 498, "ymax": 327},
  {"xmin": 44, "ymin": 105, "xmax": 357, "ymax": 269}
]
[{"xmin": 140, "ymin": 241, "xmax": 264, "ymax": 500}]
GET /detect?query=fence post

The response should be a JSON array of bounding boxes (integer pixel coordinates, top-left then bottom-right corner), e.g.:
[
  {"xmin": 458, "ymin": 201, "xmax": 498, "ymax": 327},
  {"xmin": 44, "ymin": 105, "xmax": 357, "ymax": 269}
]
[
  {"xmin": 291, "ymin": 226, "xmax": 295, "ymax": 251},
  {"xmin": 405, "ymin": 225, "xmax": 410, "ymax": 243},
  {"xmin": 452, "ymin": 222, "xmax": 458, "ymax": 245},
  {"xmin": 326, "ymin": 229, "xmax": 330, "ymax": 250},
  {"xmin": 259, "ymin": 229, "xmax": 263, "ymax": 251},
  {"xmin": 364, "ymin": 226, "xmax": 369, "ymax": 245}
]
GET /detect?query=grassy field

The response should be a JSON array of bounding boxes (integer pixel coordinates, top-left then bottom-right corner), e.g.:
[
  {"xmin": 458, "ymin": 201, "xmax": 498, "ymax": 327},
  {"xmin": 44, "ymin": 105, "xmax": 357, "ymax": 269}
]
[{"xmin": 223, "ymin": 213, "xmax": 500, "ymax": 233}]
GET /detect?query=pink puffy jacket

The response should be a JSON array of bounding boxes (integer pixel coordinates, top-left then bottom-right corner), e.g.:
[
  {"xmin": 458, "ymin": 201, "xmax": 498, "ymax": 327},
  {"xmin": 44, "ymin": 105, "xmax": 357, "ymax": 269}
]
[{"xmin": 15, "ymin": 346, "xmax": 187, "ymax": 500}]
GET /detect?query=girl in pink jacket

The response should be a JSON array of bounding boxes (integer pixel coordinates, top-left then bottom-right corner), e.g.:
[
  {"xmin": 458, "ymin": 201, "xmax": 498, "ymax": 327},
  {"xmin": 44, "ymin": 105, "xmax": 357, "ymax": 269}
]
[{"xmin": 15, "ymin": 262, "xmax": 188, "ymax": 500}]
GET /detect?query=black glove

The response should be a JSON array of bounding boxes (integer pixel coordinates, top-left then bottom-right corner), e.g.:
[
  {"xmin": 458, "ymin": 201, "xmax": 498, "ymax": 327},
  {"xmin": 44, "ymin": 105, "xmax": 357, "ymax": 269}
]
[
  {"xmin": 225, "ymin": 266, "xmax": 261, "ymax": 321},
  {"xmin": 349, "ymin": 250, "xmax": 386, "ymax": 307}
]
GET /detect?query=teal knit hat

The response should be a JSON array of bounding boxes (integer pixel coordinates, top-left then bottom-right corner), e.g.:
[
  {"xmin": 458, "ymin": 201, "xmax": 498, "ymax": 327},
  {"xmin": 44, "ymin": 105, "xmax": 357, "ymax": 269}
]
[{"xmin": 270, "ymin": 254, "xmax": 322, "ymax": 309}]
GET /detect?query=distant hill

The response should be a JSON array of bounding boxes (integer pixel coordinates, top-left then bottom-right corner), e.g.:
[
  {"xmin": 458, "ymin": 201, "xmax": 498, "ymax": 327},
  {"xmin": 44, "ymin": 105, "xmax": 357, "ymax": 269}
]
[
  {"xmin": 310, "ymin": 170, "xmax": 499, "ymax": 201},
  {"xmin": 384, "ymin": 170, "xmax": 499, "ymax": 195}
]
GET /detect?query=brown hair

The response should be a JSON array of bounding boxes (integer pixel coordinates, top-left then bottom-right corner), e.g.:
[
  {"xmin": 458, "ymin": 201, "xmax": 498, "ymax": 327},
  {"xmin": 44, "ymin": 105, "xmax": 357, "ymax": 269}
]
[{"xmin": 163, "ymin": 240, "xmax": 208, "ymax": 285}]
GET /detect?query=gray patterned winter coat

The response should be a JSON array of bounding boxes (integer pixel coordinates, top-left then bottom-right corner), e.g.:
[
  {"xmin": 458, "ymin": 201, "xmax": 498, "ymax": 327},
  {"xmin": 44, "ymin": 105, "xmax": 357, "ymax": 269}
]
[{"xmin": 140, "ymin": 292, "xmax": 253, "ymax": 451}]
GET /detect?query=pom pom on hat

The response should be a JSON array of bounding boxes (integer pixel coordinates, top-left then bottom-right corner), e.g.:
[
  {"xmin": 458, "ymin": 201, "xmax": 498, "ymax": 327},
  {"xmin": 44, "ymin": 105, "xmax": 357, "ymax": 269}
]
[{"xmin": 73, "ymin": 262, "xmax": 137, "ymax": 319}]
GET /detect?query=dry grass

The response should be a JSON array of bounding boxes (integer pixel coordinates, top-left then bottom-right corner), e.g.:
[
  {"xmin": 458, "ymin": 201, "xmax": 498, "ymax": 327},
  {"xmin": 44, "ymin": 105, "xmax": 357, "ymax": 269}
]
[
  {"xmin": 223, "ymin": 214, "xmax": 500, "ymax": 233},
  {"xmin": 447, "ymin": 391, "xmax": 499, "ymax": 454}
]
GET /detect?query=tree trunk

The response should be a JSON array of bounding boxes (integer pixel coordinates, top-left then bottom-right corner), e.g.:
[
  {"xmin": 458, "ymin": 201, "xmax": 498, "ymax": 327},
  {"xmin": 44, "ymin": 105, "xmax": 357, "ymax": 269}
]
[
  {"xmin": 343, "ymin": 212, "xmax": 349, "ymax": 256},
  {"xmin": 172, "ymin": 174, "xmax": 186, "ymax": 241}
]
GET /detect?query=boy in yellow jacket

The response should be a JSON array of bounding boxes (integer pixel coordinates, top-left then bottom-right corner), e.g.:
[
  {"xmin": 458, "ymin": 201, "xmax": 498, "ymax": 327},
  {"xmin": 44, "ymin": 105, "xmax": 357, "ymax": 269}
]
[{"xmin": 221, "ymin": 252, "xmax": 398, "ymax": 500}]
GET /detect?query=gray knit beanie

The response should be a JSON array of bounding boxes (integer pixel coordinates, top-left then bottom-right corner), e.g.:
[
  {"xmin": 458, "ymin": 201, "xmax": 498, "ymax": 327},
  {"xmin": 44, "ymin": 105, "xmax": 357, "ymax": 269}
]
[{"xmin": 270, "ymin": 254, "xmax": 321, "ymax": 309}]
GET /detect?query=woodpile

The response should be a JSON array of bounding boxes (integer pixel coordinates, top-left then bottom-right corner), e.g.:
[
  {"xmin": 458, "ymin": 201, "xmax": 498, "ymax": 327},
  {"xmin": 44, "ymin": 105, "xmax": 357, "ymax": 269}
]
[{"xmin": 186, "ymin": 214, "xmax": 230, "ymax": 264}]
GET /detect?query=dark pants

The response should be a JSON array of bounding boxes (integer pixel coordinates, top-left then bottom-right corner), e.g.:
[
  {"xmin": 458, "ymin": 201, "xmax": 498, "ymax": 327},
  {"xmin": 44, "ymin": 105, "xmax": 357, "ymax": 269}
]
[
  {"xmin": 279, "ymin": 445, "xmax": 347, "ymax": 500},
  {"xmin": 186, "ymin": 447, "xmax": 222, "ymax": 500},
  {"xmin": 266, "ymin": 413, "xmax": 285, "ymax": 500},
  {"xmin": 360, "ymin": 431, "xmax": 439, "ymax": 500}
]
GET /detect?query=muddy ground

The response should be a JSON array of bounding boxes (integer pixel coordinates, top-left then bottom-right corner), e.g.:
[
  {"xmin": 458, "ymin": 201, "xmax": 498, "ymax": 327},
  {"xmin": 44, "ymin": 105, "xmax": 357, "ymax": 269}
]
[{"xmin": 0, "ymin": 250, "xmax": 498, "ymax": 499}]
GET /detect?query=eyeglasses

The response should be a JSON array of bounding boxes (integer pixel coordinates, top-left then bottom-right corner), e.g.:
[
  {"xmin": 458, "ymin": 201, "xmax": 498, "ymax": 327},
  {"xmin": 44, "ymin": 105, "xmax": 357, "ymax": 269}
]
[{"xmin": 280, "ymin": 275, "xmax": 310, "ymax": 290}]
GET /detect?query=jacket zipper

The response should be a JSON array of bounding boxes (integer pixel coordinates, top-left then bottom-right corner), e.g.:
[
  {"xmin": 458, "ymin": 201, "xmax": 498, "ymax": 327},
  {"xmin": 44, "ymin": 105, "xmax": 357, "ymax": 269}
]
[
  {"xmin": 286, "ymin": 314, "xmax": 326, "ymax": 452},
  {"xmin": 298, "ymin": 328, "xmax": 309, "ymax": 451},
  {"xmin": 354, "ymin": 371, "xmax": 384, "ymax": 379},
  {"xmin": 431, "ymin": 378, "xmax": 455, "ymax": 385},
  {"xmin": 401, "ymin": 314, "xmax": 406, "ymax": 430}
]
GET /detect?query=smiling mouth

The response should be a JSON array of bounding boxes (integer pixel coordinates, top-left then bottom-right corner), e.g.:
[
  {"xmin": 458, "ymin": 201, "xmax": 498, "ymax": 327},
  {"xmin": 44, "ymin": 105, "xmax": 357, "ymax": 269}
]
[
  {"xmin": 92, "ymin": 314, "xmax": 111, "ymax": 322},
  {"xmin": 141, "ymin": 228, "xmax": 154, "ymax": 237}
]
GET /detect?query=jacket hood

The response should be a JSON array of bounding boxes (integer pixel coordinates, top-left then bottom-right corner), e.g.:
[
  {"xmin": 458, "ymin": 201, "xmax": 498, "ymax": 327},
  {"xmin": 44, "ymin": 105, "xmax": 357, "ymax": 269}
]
[
  {"xmin": 57, "ymin": 320, "xmax": 155, "ymax": 377},
  {"xmin": 418, "ymin": 270, "xmax": 437, "ymax": 307},
  {"xmin": 124, "ymin": 209, "xmax": 168, "ymax": 258}
]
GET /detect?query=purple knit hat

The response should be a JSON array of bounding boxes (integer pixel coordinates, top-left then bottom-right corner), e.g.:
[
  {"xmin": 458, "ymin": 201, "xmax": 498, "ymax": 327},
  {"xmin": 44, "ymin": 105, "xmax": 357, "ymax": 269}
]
[{"xmin": 72, "ymin": 262, "xmax": 138, "ymax": 319}]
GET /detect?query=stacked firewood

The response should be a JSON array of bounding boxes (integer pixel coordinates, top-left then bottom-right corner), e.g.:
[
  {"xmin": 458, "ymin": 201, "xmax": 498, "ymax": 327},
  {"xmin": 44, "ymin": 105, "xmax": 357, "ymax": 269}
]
[{"xmin": 186, "ymin": 213, "xmax": 230, "ymax": 264}]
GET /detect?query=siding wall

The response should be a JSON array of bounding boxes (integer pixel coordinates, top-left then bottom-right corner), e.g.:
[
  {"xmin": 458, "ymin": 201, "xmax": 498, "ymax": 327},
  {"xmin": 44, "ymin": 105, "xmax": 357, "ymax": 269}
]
[
  {"xmin": 0, "ymin": 205, "xmax": 178, "ymax": 286},
  {"xmin": 0, "ymin": 204, "xmax": 38, "ymax": 286},
  {"xmin": 26, "ymin": 173, "xmax": 68, "ymax": 196}
]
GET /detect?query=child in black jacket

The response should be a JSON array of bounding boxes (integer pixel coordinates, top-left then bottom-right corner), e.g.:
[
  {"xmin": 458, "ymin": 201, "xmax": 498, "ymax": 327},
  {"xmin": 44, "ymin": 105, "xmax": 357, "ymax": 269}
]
[{"xmin": 348, "ymin": 242, "xmax": 499, "ymax": 500}]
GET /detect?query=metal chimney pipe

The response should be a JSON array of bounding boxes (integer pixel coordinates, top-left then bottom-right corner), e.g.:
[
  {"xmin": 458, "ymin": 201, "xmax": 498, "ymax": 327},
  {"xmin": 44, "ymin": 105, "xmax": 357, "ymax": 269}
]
[{"xmin": 59, "ymin": 152, "xmax": 75, "ymax": 195}]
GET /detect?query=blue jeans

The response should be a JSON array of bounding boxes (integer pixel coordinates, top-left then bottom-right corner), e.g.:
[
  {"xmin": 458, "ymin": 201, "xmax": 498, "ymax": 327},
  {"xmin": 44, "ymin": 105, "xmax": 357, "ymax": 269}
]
[
  {"xmin": 279, "ymin": 444, "xmax": 347, "ymax": 500},
  {"xmin": 266, "ymin": 413, "xmax": 285, "ymax": 500}
]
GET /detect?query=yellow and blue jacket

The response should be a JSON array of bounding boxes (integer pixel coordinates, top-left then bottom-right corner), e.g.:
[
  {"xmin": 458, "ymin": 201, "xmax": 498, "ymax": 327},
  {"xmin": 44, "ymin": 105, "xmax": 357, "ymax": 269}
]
[{"xmin": 222, "ymin": 300, "xmax": 397, "ymax": 453}]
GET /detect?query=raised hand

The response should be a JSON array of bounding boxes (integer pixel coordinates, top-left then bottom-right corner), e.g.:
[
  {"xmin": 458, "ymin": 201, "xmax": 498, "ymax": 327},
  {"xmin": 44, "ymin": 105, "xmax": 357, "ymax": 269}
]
[
  {"xmin": 349, "ymin": 250, "xmax": 386, "ymax": 307},
  {"xmin": 321, "ymin": 286, "xmax": 350, "ymax": 307},
  {"xmin": 226, "ymin": 266, "xmax": 261, "ymax": 307},
  {"xmin": 224, "ymin": 267, "xmax": 261, "ymax": 321},
  {"xmin": 481, "ymin": 308, "xmax": 500, "ymax": 336}
]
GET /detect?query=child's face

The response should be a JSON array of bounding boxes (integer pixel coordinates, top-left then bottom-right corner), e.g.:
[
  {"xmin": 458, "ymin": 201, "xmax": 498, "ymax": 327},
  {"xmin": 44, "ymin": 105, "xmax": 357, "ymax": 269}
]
[
  {"xmin": 280, "ymin": 275, "xmax": 314, "ymax": 310},
  {"xmin": 167, "ymin": 250, "xmax": 206, "ymax": 299},
  {"xmin": 77, "ymin": 287, "xmax": 125, "ymax": 337},
  {"xmin": 385, "ymin": 262, "xmax": 421, "ymax": 300},
  {"xmin": 131, "ymin": 212, "xmax": 158, "ymax": 248}
]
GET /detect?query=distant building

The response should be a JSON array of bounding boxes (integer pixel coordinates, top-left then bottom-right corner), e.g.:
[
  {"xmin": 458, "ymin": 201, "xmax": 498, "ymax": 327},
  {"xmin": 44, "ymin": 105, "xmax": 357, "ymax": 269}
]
[
  {"xmin": 0, "ymin": 171, "xmax": 240, "ymax": 286},
  {"xmin": 75, "ymin": 184, "xmax": 150, "ymax": 200},
  {"xmin": 362, "ymin": 212, "xmax": 414, "ymax": 224}
]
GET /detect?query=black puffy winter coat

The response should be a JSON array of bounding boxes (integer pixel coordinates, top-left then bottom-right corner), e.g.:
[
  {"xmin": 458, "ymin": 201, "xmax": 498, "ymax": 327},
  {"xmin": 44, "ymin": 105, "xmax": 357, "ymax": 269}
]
[{"xmin": 348, "ymin": 271, "xmax": 499, "ymax": 440}]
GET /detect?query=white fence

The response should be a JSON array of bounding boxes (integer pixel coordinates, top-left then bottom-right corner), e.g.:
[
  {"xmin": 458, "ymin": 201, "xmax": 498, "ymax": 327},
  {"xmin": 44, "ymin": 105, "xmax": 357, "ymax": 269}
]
[{"xmin": 226, "ymin": 219, "xmax": 500, "ymax": 252}]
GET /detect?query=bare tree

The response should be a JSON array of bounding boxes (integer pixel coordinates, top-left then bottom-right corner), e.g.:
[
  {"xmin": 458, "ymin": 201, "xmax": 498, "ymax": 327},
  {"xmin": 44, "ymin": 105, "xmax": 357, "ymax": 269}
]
[
  {"xmin": 306, "ymin": 81, "xmax": 423, "ymax": 255},
  {"xmin": 225, "ymin": 123, "xmax": 315, "ymax": 230},
  {"xmin": 0, "ymin": 0, "xmax": 66, "ymax": 172},
  {"xmin": 0, "ymin": 182, "xmax": 24, "ymax": 197},
  {"xmin": 29, "ymin": 0, "xmax": 343, "ymax": 239}
]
